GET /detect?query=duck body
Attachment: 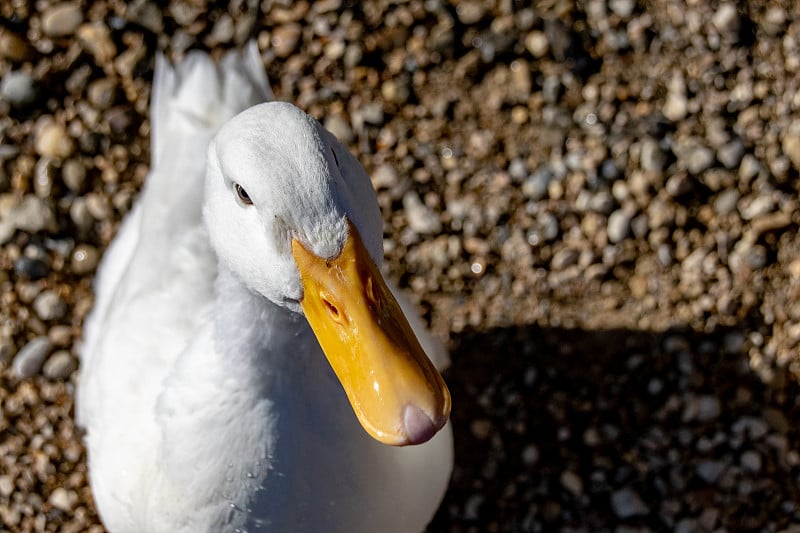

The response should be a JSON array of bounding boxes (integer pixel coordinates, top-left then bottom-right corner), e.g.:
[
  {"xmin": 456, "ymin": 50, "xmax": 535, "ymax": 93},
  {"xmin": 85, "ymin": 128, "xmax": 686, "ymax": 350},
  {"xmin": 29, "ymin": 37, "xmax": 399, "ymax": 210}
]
[{"xmin": 77, "ymin": 45, "xmax": 452, "ymax": 533}]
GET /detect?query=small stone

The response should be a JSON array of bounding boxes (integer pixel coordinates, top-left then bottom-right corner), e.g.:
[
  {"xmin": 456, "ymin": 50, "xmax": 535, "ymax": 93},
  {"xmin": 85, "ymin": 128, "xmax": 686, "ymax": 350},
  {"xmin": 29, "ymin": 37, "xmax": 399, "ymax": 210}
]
[
  {"xmin": 717, "ymin": 139, "xmax": 745, "ymax": 169},
  {"xmin": 127, "ymin": 0, "xmax": 164, "ymax": 33},
  {"xmin": 371, "ymin": 164, "xmax": 397, "ymax": 189},
  {"xmin": 666, "ymin": 174, "xmax": 694, "ymax": 197},
  {"xmin": 640, "ymin": 138, "xmax": 667, "ymax": 172},
  {"xmin": 522, "ymin": 168, "xmax": 553, "ymax": 200},
  {"xmin": 42, "ymin": 350, "xmax": 78, "ymax": 379},
  {"xmin": 13, "ymin": 257, "xmax": 49, "ymax": 279},
  {"xmin": 12, "ymin": 336, "xmax": 53, "ymax": 378},
  {"xmin": 713, "ymin": 189, "xmax": 740, "ymax": 215},
  {"xmin": 32, "ymin": 290, "xmax": 67, "ymax": 321},
  {"xmin": 696, "ymin": 460, "xmax": 725, "ymax": 483},
  {"xmin": 610, "ymin": 488, "xmax": 648, "ymax": 518},
  {"xmin": 470, "ymin": 419, "xmax": 492, "ymax": 440},
  {"xmin": 71, "ymin": 244, "xmax": 100, "ymax": 275},
  {"xmin": 9, "ymin": 195, "xmax": 56, "ymax": 233},
  {"xmin": 87, "ymin": 77, "xmax": 117, "ymax": 109},
  {"xmin": 560, "ymin": 470, "xmax": 584, "ymax": 496},
  {"xmin": 525, "ymin": 31, "xmax": 549, "ymax": 58},
  {"xmin": 683, "ymin": 395, "xmax": 721, "ymax": 422},
  {"xmin": 456, "ymin": 1, "xmax": 486, "ymax": 24},
  {"xmin": 0, "ymin": 28, "xmax": 34, "ymax": 61},
  {"xmin": 663, "ymin": 90, "xmax": 687, "ymax": 122},
  {"xmin": 782, "ymin": 131, "xmax": 800, "ymax": 171},
  {"xmin": 712, "ymin": 3, "xmax": 740, "ymax": 37},
  {"xmin": 740, "ymin": 450, "xmax": 762, "ymax": 473},
  {"xmin": 1, "ymin": 71, "xmax": 38, "ymax": 107},
  {"xmin": 609, "ymin": 0, "xmax": 634, "ymax": 18},
  {"xmin": 403, "ymin": 192, "xmax": 442, "ymax": 235},
  {"xmin": 47, "ymin": 487, "xmax": 77, "ymax": 512},
  {"xmin": 41, "ymin": 3, "xmax": 84, "ymax": 37},
  {"xmin": 62, "ymin": 159, "xmax": 87, "ymax": 192},
  {"xmin": 551, "ymin": 248, "xmax": 579, "ymax": 270},
  {"xmin": 740, "ymin": 195, "xmax": 774, "ymax": 220},
  {"xmin": 731, "ymin": 416, "xmax": 769, "ymax": 439},
  {"xmin": 76, "ymin": 22, "xmax": 117, "ymax": 65},
  {"xmin": 271, "ymin": 23, "xmax": 301, "ymax": 58},
  {"xmin": 607, "ymin": 208, "xmax": 633, "ymax": 243},
  {"xmin": 0, "ymin": 476, "xmax": 13, "ymax": 497},
  {"xmin": 324, "ymin": 115, "xmax": 353, "ymax": 144},
  {"xmin": 521, "ymin": 444, "xmax": 539, "ymax": 465},
  {"xmin": 35, "ymin": 120, "xmax": 75, "ymax": 159},
  {"xmin": 381, "ymin": 79, "xmax": 409, "ymax": 105},
  {"xmin": 683, "ymin": 145, "xmax": 715, "ymax": 175}
]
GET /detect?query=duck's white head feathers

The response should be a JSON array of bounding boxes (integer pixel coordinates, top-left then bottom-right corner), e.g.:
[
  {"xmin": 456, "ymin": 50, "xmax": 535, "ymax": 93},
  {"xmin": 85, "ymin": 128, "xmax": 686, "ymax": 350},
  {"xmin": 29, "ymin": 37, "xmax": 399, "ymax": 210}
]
[{"xmin": 203, "ymin": 101, "xmax": 382, "ymax": 311}]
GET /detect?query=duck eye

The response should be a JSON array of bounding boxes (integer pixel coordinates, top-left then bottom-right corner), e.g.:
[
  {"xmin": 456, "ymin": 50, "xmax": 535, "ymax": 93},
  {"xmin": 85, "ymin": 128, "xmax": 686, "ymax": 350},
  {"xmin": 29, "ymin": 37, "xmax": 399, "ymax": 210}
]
[{"xmin": 234, "ymin": 183, "xmax": 253, "ymax": 205}]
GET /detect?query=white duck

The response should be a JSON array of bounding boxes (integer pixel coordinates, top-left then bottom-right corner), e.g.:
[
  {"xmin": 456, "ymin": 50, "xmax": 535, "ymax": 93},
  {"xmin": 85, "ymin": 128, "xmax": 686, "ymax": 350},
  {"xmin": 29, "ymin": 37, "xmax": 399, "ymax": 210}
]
[{"xmin": 76, "ymin": 44, "xmax": 453, "ymax": 533}]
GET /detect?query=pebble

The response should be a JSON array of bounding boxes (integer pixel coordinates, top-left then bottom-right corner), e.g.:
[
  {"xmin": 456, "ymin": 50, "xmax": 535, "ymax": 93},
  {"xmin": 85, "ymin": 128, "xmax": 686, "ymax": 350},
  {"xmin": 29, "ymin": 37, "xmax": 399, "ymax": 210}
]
[
  {"xmin": 35, "ymin": 120, "xmax": 75, "ymax": 159},
  {"xmin": 610, "ymin": 488, "xmax": 648, "ymax": 518},
  {"xmin": 7, "ymin": 195, "xmax": 56, "ymax": 234},
  {"xmin": 0, "ymin": 27, "xmax": 33, "ymax": 61},
  {"xmin": 696, "ymin": 460, "xmax": 725, "ymax": 484},
  {"xmin": 32, "ymin": 290, "xmax": 67, "ymax": 321},
  {"xmin": 71, "ymin": 244, "xmax": 100, "ymax": 275},
  {"xmin": 1, "ymin": 71, "xmax": 38, "ymax": 107},
  {"xmin": 560, "ymin": 470, "xmax": 584, "ymax": 497},
  {"xmin": 42, "ymin": 350, "xmax": 78, "ymax": 379},
  {"xmin": 76, "ymin": 22, "xmax": 117, "ymax": 65},
  {"xmin": 403, "ymin": 191, "xmax": 442, "ymax": 235},
  {"xmin": 13, "ymin": 257, "xmax": 49, "ymax": 279},
  {"xmin": 717, "ymin": 139, "xmax": 745, "ymax": 169},
  {"xmin": 62, "ymin": 159, "xmax": 87, "ymax": 192},
  {"xmin": 271, "ymin": 23, "xmax": 301, "ymax": 57},
  {"xmin": 41, "ymin": 3, "xmax": 84, "ymax": 37},
  {"xmin": 740, "ymin": 450, "xmax": 762, "ymax": 473},
  {"xmin": 47, "ymin": 487, "xmax": 77, "ymax": 512},
  {"xmin": 323, "ymin": 115, "xmax": 353, "ymax": 144},
  {"xmin": 683, "ymin": 395, "xmax": 721, "ymax": 422},
  {"xmin": 712, "ymin": 3, "xmax": 740, "ymax": 37},
  {"xmin": 12, "ymin": 336, "xmax": 53, "ymax": 378},
  {"xmin": 87, "ymin": 77, "xmax": 118, "ymax": 109},
  {"xmin": 683, "ymin": 144, "xmax": 715, "ymax": 175},
  {"xmin": 607, "ymin": 208, "xmax": 633, "ymax": 243},
  {"xmin": 524, "ymin": 31, "xmax": 549, "ymax": 58}
]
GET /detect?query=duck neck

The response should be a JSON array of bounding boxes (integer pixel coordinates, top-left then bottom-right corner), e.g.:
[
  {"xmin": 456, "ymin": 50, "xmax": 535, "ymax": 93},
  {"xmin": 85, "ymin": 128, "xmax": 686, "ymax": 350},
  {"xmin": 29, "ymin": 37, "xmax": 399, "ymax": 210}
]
[{"xmin": 154, "ymin": 262, "xmax": 314, "ymax": 530}]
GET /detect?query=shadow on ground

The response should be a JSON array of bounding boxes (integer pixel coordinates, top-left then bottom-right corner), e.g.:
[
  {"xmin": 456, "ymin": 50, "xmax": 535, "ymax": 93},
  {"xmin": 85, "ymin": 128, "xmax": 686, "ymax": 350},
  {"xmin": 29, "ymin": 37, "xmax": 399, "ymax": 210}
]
[{"xmin": 428, "ymin": 324, "xmax": 800, "ymax": 532}]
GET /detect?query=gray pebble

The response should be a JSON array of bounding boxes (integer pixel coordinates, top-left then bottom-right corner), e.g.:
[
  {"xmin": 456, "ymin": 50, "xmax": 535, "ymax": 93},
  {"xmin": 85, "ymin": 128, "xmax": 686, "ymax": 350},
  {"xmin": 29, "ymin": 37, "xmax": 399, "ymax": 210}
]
[
  {"xmin": 740, "ymin": 195, "xmax": 774, "ymax": 220},
  {"xmin": 13, "ymin": 257, "xmax": 49, "ymax": 279},
  {"xmin": 717, "ymin": 139, "xmax": 745, "ymax": 169},
  {"xmin": 683, "ymin": 395, "xmax": 721, "ymax": 422},
  {"xmin": 610, "ymin": 488, "xmax": 648, "ymax": 518},
  {"xmin": 740, "ymin": 450, "xmax": 762, "ymax": 473},
  {"xmin": 32, "ymin": 290, "xmax": 67, "ymax": 321},
  {"xmin": 712, "ymin": 3, "xmax": 740, "ymax": 37},
  {"xmin": 731, "ymin": 416, "xmax": 769, "ymax": 440},
  {"xmin": 1, "ymin": 71, "xmax": 37, "ymax": 107},
  {"xmin": 403, "ymin": 192, "xmax": 442, "ymax": 235},
  {"xmin": 609, "ymin": 0, "xmax": 635, "ymax": 18},
  {"xmin": 12, "ymin": 336, "xmax": 53, "ymax": 378},
  {"xmin": 522, "ymin": 167, "xmax": 553, "ymax": 200},
  {"xmin": 607, "ymin": 208, "xmax": 633, "ymax": 243},
  {"xmin": 47, "ymin": 486, "xmax": 77, "ymax": 512},
  {"xmin": 639, "ymin": 138, "xmax": 667, "ymax": 172},
  {"xmin": 683, "ymin": 145, "xmax": 715, "ymax": 175},
  {"xmin": 371, "ymin": 164, "xmax": 398, "ymax": 189},
  {"xmin": 42, "ymin": 350, "xmax": 78, "ymax": 379},
  {"xmin": 41, "ymin": 3, "xmax": 84, "ymax": 37},
  {"xmin": 323, "ymin": 115, "xmax": 353, "ymax": 144},
  {"xmin": 696, "ymin": 460, "xmax": 725, "ymax": 483},
  {"xmin": 713, "ymin": 189, "xmax": 740, "ymax": 215}
]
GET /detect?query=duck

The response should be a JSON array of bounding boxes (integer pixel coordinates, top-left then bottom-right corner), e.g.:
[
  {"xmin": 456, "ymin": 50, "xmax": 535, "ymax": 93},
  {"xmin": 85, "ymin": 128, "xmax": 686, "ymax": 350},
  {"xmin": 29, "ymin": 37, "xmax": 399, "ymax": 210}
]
[{"xmin": 76, "ymin": 43, "xmax": 453, "ymax": 533}]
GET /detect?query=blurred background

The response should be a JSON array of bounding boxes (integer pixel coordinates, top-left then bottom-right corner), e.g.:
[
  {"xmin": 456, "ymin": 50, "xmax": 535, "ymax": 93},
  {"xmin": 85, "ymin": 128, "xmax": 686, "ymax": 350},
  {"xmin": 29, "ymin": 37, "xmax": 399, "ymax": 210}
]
[{"xmin": 1, "ymin": 0, "xmax": 799, "ymax": 531}]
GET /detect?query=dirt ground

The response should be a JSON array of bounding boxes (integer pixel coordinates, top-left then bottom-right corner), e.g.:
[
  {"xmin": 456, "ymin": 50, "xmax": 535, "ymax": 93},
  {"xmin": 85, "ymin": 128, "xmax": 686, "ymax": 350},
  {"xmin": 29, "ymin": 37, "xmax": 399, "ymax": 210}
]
[{"xmin": 1, "ymin": 1, "xmax": 799, "ymax": 532}]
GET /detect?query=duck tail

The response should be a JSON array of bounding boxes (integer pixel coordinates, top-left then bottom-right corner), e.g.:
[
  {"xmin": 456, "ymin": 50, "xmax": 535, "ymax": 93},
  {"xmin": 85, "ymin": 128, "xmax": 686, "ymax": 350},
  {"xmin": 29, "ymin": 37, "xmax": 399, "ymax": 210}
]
[{"xmin": 150, "ymin": 41, "xmax": 273, "ymax": 165}]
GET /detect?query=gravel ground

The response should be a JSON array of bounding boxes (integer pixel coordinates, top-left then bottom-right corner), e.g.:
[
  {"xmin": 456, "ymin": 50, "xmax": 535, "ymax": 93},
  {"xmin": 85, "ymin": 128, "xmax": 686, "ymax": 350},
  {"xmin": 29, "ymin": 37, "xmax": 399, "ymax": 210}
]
[{"xmin": 1, "ymin": 1, "xmax": 800, "ymax": 532}]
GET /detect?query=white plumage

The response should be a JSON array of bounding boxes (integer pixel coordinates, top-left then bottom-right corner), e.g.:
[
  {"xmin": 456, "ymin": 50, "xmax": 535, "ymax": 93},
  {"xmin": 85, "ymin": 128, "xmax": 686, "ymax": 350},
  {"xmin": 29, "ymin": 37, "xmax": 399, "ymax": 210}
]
[{"xmin": 77, "ymin": 44, "xmax": 453, "ymax": 533}]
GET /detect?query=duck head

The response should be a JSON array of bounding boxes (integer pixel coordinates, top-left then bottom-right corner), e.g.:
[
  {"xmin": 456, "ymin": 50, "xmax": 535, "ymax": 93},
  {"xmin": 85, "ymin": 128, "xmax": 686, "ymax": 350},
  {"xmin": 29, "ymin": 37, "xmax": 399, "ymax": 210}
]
[{"xmin": 203, "ymin": 102, "xmax": 450, "ymax": 446}]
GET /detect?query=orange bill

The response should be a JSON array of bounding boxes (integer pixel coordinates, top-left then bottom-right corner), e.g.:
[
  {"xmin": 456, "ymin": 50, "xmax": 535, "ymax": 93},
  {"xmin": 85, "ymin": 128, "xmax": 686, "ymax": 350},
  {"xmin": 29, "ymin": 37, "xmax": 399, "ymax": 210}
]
[{"xmin": 291, "ymin": 220, "xmax": 451, "ymax": 446}]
